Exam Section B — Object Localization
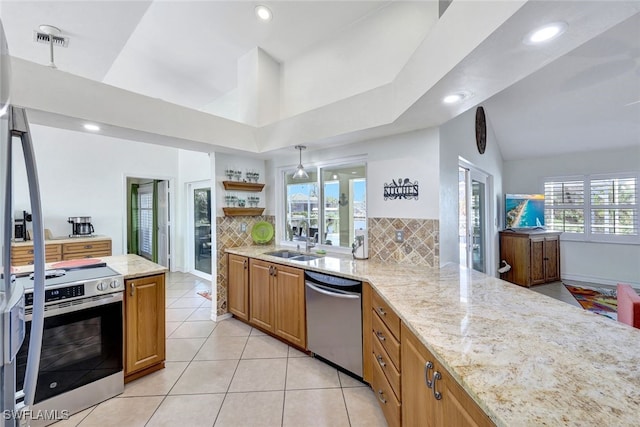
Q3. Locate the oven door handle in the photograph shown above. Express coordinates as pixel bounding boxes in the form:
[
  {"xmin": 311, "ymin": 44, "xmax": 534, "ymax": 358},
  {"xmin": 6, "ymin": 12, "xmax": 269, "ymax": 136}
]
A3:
[
  {"xmin": 25, "ymin": 292, "xmax": 124, "ymax": 321},
  {"xmin": 305, "ymin": 282, "xmax": 360, "ymax": 299}
]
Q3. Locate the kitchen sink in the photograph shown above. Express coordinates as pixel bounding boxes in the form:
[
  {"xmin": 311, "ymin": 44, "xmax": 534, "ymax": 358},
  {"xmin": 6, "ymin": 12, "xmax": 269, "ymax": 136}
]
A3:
[
  {"xmin": 265, "ymin": 250, "xmax": 303, "ymax": 258},
  {"xmin": 290, "ymin": 254, "xmax": 321, "ymax": 262},
  {"xmin": 264, "ymin": 250, "xmax": 322, "ymax": 262}
]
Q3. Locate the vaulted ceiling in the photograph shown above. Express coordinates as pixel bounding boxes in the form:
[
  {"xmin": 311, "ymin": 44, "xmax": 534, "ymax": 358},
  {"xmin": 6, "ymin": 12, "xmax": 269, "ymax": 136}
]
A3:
[{"xmin": 1, "ymin": 1, "xmax": 639, "ymax": 160}]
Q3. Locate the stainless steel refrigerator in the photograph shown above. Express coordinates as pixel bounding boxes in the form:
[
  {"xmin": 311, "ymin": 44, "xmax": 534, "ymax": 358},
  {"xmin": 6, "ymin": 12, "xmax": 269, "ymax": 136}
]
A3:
[{"xmin": 1, "ymin": 19, "xmax": 46, "ymax": 427}]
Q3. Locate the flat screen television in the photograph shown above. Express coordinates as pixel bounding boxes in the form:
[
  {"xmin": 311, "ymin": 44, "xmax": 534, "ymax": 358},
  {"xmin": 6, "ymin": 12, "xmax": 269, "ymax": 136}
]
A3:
[{"xmin": 505, "ymin": 194, "xmax": 545, "ymax": 229}]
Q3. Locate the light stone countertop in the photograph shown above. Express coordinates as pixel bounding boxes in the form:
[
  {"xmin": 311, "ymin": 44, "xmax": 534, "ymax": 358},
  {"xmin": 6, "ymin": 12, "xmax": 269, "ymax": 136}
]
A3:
[
  {"xmin": 11, "ymin": 254, "xmax": 166, "ymax": 280},
  {"xmin": 11, "ymin": 235, "xmax": 111, "ymax": 246},
  {"xmin": 100, "ymin": 254, "xmax": 167, "ymax": 279},
  {"xmin": 226, "ymin": 245, "xmax": 640, "ymax": 426}
]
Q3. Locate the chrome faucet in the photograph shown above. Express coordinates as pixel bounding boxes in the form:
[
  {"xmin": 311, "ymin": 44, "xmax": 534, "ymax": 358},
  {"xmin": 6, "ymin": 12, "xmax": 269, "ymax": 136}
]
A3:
[{"xmin": 299, "ymin": 220, "xmax": 316, "ymax": 253}]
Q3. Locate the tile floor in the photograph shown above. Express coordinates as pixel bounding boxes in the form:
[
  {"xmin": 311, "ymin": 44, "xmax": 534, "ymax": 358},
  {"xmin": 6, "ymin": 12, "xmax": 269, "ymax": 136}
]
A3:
[{"xmin": 54, "ymin": 271, "xmax": 387, "ymax": 427}]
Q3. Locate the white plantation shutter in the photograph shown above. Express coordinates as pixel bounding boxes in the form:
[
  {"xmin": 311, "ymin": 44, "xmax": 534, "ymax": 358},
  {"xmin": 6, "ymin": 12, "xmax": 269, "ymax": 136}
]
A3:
[
  {"xmin": 590, "ymin": 176, "xmax": 637, "ymax": 236},
  {"xmin": 138, "ymin": 183, "xmax": 154, "ymax": 259},
  {"xmin": 544, "ymin": 173, "xmax": 639, "ymax": 242},
  {"xmin": 544, "ymin": 179, "xmax": 585, "ymax": 233}
]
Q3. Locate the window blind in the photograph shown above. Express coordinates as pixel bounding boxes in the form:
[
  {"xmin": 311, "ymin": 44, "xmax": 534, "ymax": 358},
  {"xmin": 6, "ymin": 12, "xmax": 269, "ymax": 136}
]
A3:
[
  {"xmin": 544, "ymin": 180, "xmax": 585, "ymax": 233},
  {"xmin": 590, "ymin": 177, "xmax": 637, "ymax": 236}
]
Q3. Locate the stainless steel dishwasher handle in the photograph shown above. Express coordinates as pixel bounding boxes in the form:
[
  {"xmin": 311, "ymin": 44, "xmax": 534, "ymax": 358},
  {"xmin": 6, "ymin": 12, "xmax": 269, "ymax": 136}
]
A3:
[{"xmin": 305, "ymin": 282, "xmax": 360, "ymax": 299}]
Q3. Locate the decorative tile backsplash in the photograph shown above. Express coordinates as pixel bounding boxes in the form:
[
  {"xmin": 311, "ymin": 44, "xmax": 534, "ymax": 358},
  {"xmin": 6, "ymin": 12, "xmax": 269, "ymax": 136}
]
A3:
[
  {"xmin": 216, "ymin": 215, "xmax": 275, "ymax": 316},
  {"xmin": 368, "ymin": 217, "xmax": 439, "ymax": 267},
  {"xmin": 216, "ymin": 215, "xmax": 437, "ymax": 315}
]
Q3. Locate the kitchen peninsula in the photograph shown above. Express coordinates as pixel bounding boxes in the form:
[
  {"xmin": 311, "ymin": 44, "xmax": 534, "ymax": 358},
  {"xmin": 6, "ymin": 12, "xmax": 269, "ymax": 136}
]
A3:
[{"xmin": 227, "ymin": 246, "xmax": 640, "ymax": 426}]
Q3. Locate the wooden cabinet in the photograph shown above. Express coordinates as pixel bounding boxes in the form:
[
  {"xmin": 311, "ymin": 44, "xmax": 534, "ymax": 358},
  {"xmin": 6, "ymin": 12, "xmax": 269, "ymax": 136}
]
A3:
[
  {"xmin": 499, "ymin": 230, "xmax": 561, "ymax": 287},
  {"xmin": 401, "ymin": 323, "xmax": 494, "ymax": 427},
  {"xmin": 365, "ymin": 285, "xmax": 402, "ymax": 427},
  {"xmin": 11, "ymin": 243, "xmax": 62, "ymax": 266},
  {"xmin": 228, "ymin": 254, "xmax": 250, "ymax": 321},
  {"xmin": 124, "ymin": 273, "xmax": 166, "ymax": 382},
  {"xmin": 62, "ymin": 238, "xmax": 112, "ymax": 260},
  {"xmin": 248, "ymin": 258, "xmax": 306, "ymax": 348}
]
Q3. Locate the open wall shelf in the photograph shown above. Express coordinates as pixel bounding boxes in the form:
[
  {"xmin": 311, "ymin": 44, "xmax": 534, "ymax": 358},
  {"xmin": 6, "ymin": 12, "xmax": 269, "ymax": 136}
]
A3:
[
  {"xmin": 222, "ymin": 181, "xmax": 265, "ymax": 192},
  {"xmin": 222, "ymin": 207, "xmax": 265, "ymax": 217}
]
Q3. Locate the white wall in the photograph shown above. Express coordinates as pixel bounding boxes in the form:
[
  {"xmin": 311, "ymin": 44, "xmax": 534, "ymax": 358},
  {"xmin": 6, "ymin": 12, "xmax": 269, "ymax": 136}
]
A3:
[
  {"xmin": 280, "ymin": 2, "xmax": 435, "ymax": 118},
  {"xmin": 503, "ymin": 146, "xmax": 640, "ymax": 286},
  {"xmin": 439, "ymin": 107, "xmax": 504, "ymax": 274},
  {"xmin": 13, "ymin": 123, "xmax": 209, "ymax": 271},
  {"xmin": 214, "ymin": 153, "xmax": 267, "ymax": 217},
  {"xmin": 176, "ymin": 150, "xmax": 212, "ymax": 271}
]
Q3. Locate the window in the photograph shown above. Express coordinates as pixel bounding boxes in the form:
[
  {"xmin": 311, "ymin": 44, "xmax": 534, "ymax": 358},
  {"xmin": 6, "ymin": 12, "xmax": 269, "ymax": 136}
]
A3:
[
  {"xmin": 283, "ymin": 161, "xmax": 366, "ymax": 249},
  {"xmin": 544, "ymin": 173, "xmax": 638, "ymax": 242}
]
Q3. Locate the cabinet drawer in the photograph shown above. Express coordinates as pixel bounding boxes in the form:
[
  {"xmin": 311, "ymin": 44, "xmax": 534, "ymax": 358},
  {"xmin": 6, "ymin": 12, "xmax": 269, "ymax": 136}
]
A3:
[
  {"xmin": 11, "ymin": 253, "xmax": 62, "ymax": 266},
  {"xmin": 62, "ymin": 250, "xmax": 111, "ymax": 261},
  {"xmin": 372, "ymin": 310, "xmax": 400, "ymax": 370},
  {"xmin": 63, "ymin": 240, "xmax": 111, "ymax": 254},
  {"xmin": 371, "ymin": 291, "xmax": 400, "ymax": 341},
  {"xmin": 371, "ymin": 349, "xmax": 401, "ymax": 427},
  {"xmin": 11, "ymin": 244, "xmax": 62, "ymax": 265},
  {"xmin": 372, "ymin": 330, "xmax": 401, "ymax": 400}
]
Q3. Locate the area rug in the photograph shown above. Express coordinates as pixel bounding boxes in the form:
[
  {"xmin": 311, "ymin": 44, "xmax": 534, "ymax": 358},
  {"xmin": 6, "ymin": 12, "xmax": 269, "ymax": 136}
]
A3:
[
  {"xmin": 564, "ymin": 284, "xmax": 617, "ymax": 321},
  {"xmin": 197, "ymin": 290, "xmax": 212, "ymax": 301}
]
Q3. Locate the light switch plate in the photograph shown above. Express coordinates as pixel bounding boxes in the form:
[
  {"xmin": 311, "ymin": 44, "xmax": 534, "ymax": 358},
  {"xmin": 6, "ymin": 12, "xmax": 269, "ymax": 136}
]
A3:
[
  {"xmin": 395, "ymin": 230, "xmax": 404, "ymax": 243},
  {"xmin": 240, "ymin": 222, "xmax": 247, "ymax": 232}
]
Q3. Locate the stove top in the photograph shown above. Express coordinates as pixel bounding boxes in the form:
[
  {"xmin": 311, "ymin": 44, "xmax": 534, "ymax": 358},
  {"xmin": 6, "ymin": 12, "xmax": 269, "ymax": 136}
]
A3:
[{"xmin": 17, "ymin": 264, "xmax": 124, "ymax": 307}]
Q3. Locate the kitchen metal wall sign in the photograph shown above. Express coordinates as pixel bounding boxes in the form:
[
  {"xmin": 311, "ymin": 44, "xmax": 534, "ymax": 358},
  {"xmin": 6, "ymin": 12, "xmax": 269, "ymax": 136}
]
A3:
[{"xmin": 384, "ymin": 178, "xmax": 419, "ymax": 200}]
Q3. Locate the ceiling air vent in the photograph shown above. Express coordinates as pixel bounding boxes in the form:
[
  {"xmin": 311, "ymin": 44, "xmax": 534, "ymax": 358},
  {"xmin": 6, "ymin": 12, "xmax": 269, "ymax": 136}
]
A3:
[{"xmin": 33, "ymin": 31, "xmax": 69, "ymax": 47}]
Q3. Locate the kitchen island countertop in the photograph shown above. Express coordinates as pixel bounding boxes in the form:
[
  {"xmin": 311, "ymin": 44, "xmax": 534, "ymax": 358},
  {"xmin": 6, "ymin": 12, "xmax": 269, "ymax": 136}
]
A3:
[
  {"xmin": 11, "ymin": 253, "xmax": 166, "ymax": 280},
  {"xmin": 226, "ymin": 245, "xmax": 640, "ymax": 426}
]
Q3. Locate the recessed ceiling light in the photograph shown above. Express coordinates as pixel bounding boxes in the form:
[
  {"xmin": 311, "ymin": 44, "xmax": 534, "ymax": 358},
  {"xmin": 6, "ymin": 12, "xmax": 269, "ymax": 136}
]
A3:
[
  {"xmin": 443, "ymin": 92, "xmax": 470, "ymax": 104},
  {"xmin": 524, "ymin": 22, "xmax": 567, "ymax": 45},
  {"xmin": 83, "ymin": 123, "xmax": 100, "ymax": 131},
  {"xmin": 255, "ymin": 5, "xmax": 272, "ymax": 21}
]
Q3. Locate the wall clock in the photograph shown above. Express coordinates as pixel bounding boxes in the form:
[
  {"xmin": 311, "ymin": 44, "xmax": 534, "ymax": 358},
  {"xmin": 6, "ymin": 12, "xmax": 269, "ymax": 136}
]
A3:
[{"xmin": 475, "ymin": 106, "xmax": 486, "ymax": 154}]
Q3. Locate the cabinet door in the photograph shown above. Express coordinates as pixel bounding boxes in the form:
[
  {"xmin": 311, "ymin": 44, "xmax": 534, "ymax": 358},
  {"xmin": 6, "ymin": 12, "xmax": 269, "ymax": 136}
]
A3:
[
  {"xmin": 273, "ymin": 264, "xmax": 306, "ymax": 348},
  {"xmin": 228, "ymin": 254, "xmax": 249, "ymax": 320},
  {"xmin": 529, "ymin": 238, "xmax": 546, "ymax": 285},
  {"xmin": 249, "ymin": 259, "xmax": 274, "ymax": 332},
  {"xmin": 544, "ymin": 237, "xmax": 560, "ymax": 282},
  {"xmin": 440, "ymin": 372, "xmax": 495, "ymax": 427},
  {"xmin": 401, "ymin": 323, "xmax": 439, "ymax": 427},
  {"xmin": 125, "ymin": 274, "xmax": 166, "ymax": 375}
]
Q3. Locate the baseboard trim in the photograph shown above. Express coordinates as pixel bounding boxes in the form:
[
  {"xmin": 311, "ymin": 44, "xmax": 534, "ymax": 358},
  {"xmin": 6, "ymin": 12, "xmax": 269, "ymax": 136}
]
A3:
[
  {"xmin": 212, "ymin": 312, "xmax": 232, "ymax": 322},
  {"xmin": 563, "ymin": 273, "xmax": 640, "ymax": 289}
]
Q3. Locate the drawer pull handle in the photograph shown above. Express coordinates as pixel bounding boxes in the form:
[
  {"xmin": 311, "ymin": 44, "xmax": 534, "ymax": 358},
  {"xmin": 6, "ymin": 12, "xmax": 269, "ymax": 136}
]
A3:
[
  {"xmin": 130, "ymin": 283, "xmax": 136, "ymax": 297},
  {"xmin": 432, "ymin": 371, "xmax": 442, "ymax": 400},
  {"xmin": 243, "ymin": 259, "xmax": 248, "ymax": 269},
  {"xmin": 268, "ymin": 266, "xmax": 273, "ymax": 276},
  {"xmin": 272, "ymin": 267, "xmax": 277, "ymax": 277},
  {"xmin": 424, "ymin": 361, "xmax": 434, "ymax": 389},
  {"xmin": 376, "ymin": 354, "xmax": 386, "ymax": 367},
  {"xmin": 375, "ymin": 330, "xmax": 386, "ymax": 341},
  {"xmin": 84, "ymin": 245, "xmax": 93, "ymax": 249},
  {"xmin": 377, "ymin": 390, "xmax": 387, "ymax": 404},
  {"xmin": 28, "ymin": 250, "xmax": 34, "ymax": 254},
  {"xmin": 376, "ymin": 306, "xmax": 386, "ymax": 316}
]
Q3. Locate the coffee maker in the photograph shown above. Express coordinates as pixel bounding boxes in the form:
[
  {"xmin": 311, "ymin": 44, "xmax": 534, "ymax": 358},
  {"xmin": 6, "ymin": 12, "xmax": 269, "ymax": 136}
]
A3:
[
  {"xmin": 13, "ymin": 210, "xmax": 31, "ymax": 241},
  {"xmin": 68, "ymin": 216, "xmax": 95, "ymax": 237}
]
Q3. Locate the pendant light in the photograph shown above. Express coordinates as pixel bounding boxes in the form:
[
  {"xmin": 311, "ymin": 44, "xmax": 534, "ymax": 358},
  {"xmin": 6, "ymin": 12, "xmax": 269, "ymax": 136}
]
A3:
[{"xmin": 292, "ymin": 145, "xmax": 309, "ymax": 180}]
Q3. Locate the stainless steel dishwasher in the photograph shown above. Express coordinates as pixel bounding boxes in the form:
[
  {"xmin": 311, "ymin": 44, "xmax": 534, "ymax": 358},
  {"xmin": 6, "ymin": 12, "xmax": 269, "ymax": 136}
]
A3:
[{"xmin": 305, "ymin": 271, "xmax": 363, "ymax": 378}]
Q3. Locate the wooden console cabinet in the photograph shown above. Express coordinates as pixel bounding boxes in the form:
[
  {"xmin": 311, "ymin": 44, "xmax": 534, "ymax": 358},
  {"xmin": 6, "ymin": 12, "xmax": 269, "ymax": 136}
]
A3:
[
  {"xmin": 11, "ymin": 237, "xmax": 112, "ymax": 266},
  {"xmin": 499, "ymin": 230, "xmax": 561, "ymax": 287},
  {"xmin": 124, "ymin": 273, "xmax": 166, "ymax": 382}
]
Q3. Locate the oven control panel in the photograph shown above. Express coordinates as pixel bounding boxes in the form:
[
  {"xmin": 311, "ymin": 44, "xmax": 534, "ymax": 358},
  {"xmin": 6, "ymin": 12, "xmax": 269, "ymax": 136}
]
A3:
[{"xmin": 25, "ymin": 284, "xmax": 85, "ymax": 307}]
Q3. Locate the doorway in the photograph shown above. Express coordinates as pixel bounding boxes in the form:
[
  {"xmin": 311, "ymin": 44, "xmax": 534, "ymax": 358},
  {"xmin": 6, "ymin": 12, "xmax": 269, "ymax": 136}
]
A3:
[
  {"xmin": 126, "ymin": 177, "xmax": 171, "ymax": 268},
  {"xmin": 458, "ymin": 160, "xmax": 491, "ymax": 273},
  {"xmin": 188, "ymin": 181, "xmax": 212, "ymax": 279}
]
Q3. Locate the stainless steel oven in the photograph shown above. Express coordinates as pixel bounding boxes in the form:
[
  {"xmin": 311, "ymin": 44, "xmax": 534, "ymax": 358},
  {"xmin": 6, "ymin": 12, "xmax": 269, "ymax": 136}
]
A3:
[{"xmin": 15, "ymin": 265, "xmax": 124, "ymax": 426}]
